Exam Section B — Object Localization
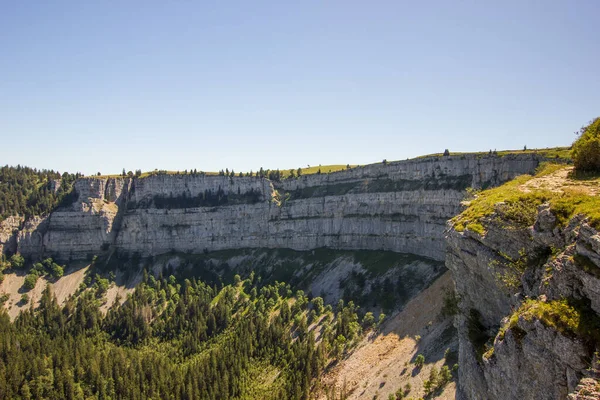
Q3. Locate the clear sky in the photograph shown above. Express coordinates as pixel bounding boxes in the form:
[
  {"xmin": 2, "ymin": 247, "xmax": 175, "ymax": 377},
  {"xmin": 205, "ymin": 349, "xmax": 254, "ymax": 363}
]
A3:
[{"xmin": 1, "ymin": 1, "xmax": 599, "ymax": 175}]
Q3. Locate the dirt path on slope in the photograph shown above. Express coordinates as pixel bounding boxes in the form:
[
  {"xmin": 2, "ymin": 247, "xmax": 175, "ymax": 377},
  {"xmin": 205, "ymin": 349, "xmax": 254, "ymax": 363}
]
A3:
[{"xmin": 520, "ymin": 166, "xmax": 600, "ymax": 195}]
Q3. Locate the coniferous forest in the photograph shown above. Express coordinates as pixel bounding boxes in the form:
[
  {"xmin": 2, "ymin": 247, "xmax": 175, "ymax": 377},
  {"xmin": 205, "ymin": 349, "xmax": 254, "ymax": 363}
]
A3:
[
  {"xmin": 0, "ymin": 270, "xmax": 362, "ymax": 400},
  {"xmin": 0, "ymin": 166, "xmax": 80, "ymax": 222}
]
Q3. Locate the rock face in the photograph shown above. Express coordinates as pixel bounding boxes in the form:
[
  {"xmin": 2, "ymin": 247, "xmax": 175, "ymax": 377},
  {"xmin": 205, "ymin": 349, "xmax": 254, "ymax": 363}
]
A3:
[
  {"xmin": 13, "ymin": 153, "xmax": 542, "ymax": 261},
  {"xmin": 446, "ymin": 205, "xmax": 600, "ymax": 399},
  {"xmin": 16, "ymin": 178, "xmax": 132, "ymax": 260},
  {"xmin": 0, "ymin": 216, "xmax": 23, "ymax": 254}
]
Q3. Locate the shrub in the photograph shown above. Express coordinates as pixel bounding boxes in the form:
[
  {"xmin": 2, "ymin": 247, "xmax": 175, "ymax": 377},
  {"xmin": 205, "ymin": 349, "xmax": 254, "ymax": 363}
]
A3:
[
  {"xmin": 378, "ymin": 312, "xmax": 386, "ymax": 327},
  {"xmin": 51, "ymin": 263, "xmax": 64, "ymax": 278},
  {"xmin": 311, "ymin": 297, "xmax": 324, "ymax": 315},
  {"xmin": 23, "ymin": 274, "xmax": 38, "ymax": 291},
  {"xmin": 362, "ymin": 311, "xmax": 375, "ymax": 329},
  {"xmin": 32, "ymin": 262, "xmax": 45, "ymax": 276},
  {"xmin": 499, "ymin": 298, "xmax": 600, "ymax": 342},
  {"xmin": 440, "ymin": 365, "xmax": 452, "ymax": 384},
  {"xmin": 94, "ymin": 275, "xmax": 110, "ymax": 297},
  {"xmin": 573, "ymin": 117, "xmax": 600, "ymax": 172},
  {"xmin": 414, "ymin": 354, "xmax": 425, "ymax": 368},
  {"xmin": 10, "ymin": 254, "xmax": 25, "ymax": 269}
]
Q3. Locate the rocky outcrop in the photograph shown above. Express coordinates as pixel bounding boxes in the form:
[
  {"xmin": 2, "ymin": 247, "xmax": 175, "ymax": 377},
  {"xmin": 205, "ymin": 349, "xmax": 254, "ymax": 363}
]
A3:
[
  {"xmin": 446, "ymin": 204, "xmax": 600, "ymax": 399},
  {"xmin": 15, "ymin": 178, "xmax": 132, "ymax": 260},
  {"xmin": 14, "ymin": 153, "xmax": 543, "ymax": 261},
  {"xmin": 0, "ymin": 216, "xmax": 23, "ymax": 254}
]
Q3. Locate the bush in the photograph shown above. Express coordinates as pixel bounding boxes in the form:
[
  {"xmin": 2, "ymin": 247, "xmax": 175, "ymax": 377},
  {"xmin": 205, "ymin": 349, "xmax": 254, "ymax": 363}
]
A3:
[
  {"xmin": 51, "ymin": 263, "xmax": 64, "ymax": 278},
  {"xmin": 23, "ymin": 274, "xmax": 38, "ymax": 291},
  {"xmin": 311, "ymin": 297, "xmax": 324, "ymax": 315},
  {"xmin": 573, "ymin": 117, "xmax": 600, "ymax": 172},
  {"xmin": 414, "ymin": 354, "xmax": 425, "ymax": 368},
  {"xmin": 94, "ymin": 275, "xmax": 110, "ymax": 297},
  {"xmin": 10, "ymin": 254, "xmax": 25, "ymax": 269},
  {"xmin": 362, "ymin": 312, "xmax": 375, "ymax": 329},
  {"xmin": 32, "ymin": 262, "xmax": 45, "ymax": 276}
]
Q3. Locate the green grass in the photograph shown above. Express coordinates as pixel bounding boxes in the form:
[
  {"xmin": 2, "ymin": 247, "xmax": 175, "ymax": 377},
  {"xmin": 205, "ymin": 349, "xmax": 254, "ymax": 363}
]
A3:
[
  {"xmin": 534, "ymin": 162, "xmax": 568, "ymax": 177},
  {"xmin": 495, "ymin": 299, "xmax": 600, "ymax": 345},
  {"xmin": 417, "ymin": 146, "xmax": 572, "ymax": 160},
  {"xmin": 452, "ymin": 163, "xmax": 600, "ymax": 234},
  {"xmin": 451, "ymin": 174, "xmax": 548, "ymax": 233},
  {"xmin": 549, "ymin": 188, "xmax": 600, "ymax": 229},
  {"xmin": 92, "ymin": 165, "xmax": 356, "ymax": 179},
  {"xmin": 280, "ymin": 164, "xmax": 355, "ymax": 178},
  {"xmin": 88, "ymin": 148, "xmax": 572, "ymax": 179}
]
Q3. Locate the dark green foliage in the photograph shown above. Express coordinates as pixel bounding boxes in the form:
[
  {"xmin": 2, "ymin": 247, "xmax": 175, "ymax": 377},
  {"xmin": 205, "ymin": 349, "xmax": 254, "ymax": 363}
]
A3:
[
  {"xmin": 0, "ymin": 274, "xmax": 359, "ymax": 399},
  {"xmin": 573, "ymin": 118, "xmax": 600, "ymax": 172},
  {"xmin": 423, "ymin": 365, "xmax": 452, "ymax": 397},
  {"xmin": 414, "ymin": 354, "xmax": 425, "ymax": 368},
  {"xmin": 10, "ymin": 253, "xmax": 24, "ymax": 269},
  {"xmin": 311, "ymin": 297, "xmax": 324, "ymax": 315},
  {"xmin": 23, "ymin": 274, "xmax": 38, "ymax": 290},
  {"xmin": 51, "ymin": 263, "xmax": 64, "ymax": 278},
  {"xmin": 0, "ymin": 165, "xmax": 80, "ymax": 222},
  {"xmin": 28, "ymin": 257, "xmax": 66, "ymax": 281},
  {"xmin": 362, "ymin": 311, "xmax": 375, "ymax": 329}
]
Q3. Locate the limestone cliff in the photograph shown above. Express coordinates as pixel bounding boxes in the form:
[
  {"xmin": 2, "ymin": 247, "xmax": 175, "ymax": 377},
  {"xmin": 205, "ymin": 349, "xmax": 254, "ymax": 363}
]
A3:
[
  {"xmin": 0, "ymin": 216, "xmax": 23, "ymax": 254},
  {"xmin": 13, "ymin": 154, "xmax": 543, "ymax": 262},
  {"xmin": 446, "ymin": 165, "xmax": 600, "ymax": 400}
]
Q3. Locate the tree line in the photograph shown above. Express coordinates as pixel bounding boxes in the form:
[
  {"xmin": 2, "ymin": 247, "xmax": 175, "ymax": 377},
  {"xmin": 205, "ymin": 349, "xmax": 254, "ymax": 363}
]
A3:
[
  {"xmin": 0, "ymin": 269, "xmax": 368, "ymax": 399},
  {"xmin": 0, "ymin": 165, "xmax": 80, "ymax": 222}
]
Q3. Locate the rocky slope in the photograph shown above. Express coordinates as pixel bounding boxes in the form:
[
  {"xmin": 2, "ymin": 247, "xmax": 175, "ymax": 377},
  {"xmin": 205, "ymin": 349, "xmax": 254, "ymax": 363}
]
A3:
[
  {"xmin": 446, "ymin": 165, "xmax": 600, "ymax": 400},
  {"xmin": 10, "ymin": 154, "xmax": 543, "ymax": 262}
]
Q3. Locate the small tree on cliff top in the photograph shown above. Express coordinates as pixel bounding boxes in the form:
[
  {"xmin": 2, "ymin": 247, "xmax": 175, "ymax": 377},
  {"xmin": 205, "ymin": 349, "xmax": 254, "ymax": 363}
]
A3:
[{"xmin": 573, "ymin": 117, "xmax": 600, "ymax": 172}]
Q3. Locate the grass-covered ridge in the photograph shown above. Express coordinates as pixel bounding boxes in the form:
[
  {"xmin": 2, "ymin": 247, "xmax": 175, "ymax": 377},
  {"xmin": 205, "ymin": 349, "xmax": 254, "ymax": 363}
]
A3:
[
  {"xmin": 452, "ymin": 163, "xmax": 600, "ymax": 234},
  {"xmin": 451, "ymin": 174, "xmax": 548, "ymax": 234},
  {"xmin": 93, "ymin": 164, "xmax": 356, "ymax": 179},
  {"xmin": 418, "ymin": 146, "xmax": 572, "ymax": 161},
  {"xmin": 92, "ymin": 146, "xmax": 571, "ymax": 180}
]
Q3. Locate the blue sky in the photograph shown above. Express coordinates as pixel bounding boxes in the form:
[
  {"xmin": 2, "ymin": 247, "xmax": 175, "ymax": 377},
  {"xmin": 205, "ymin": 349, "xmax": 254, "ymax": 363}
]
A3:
[{"xmin": 1, "ymin": 1, "xmax": 598, "ymax": 175}]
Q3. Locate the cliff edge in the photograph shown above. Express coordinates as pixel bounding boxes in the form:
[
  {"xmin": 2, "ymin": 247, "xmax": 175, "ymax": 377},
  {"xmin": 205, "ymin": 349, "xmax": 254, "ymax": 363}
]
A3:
[
  {"xmin": 13, "ymin": 153, "xmax": 544, "ymax": 262},
  {"xmin": 446, "ymin": 164, "xmax": 600, "ymax": 399}
]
